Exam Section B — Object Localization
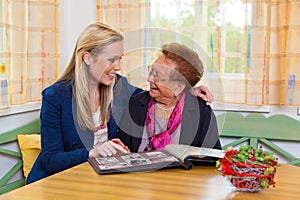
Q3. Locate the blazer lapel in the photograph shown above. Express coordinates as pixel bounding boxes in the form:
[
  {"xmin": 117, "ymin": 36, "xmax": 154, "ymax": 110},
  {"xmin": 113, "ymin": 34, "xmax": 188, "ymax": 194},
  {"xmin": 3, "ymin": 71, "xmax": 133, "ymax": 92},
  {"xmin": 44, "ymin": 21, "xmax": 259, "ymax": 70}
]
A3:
[{"xmin": 179, "ymin": 92, "xmax": 200, "ymax": 145}]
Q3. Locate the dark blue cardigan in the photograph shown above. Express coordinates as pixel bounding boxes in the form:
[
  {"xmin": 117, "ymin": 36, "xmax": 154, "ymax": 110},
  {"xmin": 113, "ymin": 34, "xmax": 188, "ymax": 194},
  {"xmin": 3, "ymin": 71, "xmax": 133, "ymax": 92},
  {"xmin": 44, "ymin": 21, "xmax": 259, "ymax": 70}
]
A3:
[{"xmin": 26, "ymin": 75, "xmax": 142, "ymax": 184}]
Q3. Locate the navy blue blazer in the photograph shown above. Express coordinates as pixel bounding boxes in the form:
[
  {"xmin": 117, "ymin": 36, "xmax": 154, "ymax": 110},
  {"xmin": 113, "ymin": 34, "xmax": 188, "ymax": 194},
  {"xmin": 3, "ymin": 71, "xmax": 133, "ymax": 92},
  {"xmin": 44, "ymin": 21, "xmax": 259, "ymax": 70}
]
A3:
[
  {"xmin": 26, "ymin": 75, "xmax": 142, "ymax": 184},
  {"xmin": 117, "ymin": 91, "xmax": 222, "ymax": 152}
]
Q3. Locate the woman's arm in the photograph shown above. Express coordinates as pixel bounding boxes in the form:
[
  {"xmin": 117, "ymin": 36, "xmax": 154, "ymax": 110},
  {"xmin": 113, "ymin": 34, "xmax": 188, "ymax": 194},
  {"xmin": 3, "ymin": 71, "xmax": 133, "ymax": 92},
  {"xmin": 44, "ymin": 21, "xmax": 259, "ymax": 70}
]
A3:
[
  {"xmin": 39, "ymin": 85, "xmax": 89, "ymax": 175},
  {"xmin": 109, "ymin": 75, "xmax": 214, "ymax": 138},
  {"xmin": 115, "ymin": 74, "xmax": 213, "ymax": 102}
]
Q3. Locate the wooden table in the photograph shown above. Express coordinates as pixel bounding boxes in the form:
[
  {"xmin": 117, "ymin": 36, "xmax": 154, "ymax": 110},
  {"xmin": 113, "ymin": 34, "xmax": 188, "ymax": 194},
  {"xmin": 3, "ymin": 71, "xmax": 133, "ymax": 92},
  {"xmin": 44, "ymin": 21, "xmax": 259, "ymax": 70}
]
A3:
[{"xmin": 1, "ymin": 163, "xmax": 299, "ymax": 200}]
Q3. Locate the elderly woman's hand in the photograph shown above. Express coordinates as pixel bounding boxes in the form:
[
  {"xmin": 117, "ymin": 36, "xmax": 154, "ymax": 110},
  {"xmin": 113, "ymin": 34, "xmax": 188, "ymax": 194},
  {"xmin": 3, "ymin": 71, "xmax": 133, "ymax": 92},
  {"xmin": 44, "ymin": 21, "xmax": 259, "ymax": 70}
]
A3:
[{"xmin": 192, "ymin": 85, "xmax": 214, "ymax": 105}]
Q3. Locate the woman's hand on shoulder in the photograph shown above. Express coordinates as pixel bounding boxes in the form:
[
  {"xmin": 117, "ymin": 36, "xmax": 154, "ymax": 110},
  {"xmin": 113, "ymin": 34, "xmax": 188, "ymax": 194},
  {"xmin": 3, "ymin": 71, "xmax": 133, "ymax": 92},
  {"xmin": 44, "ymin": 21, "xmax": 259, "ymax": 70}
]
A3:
[{"xmin": 192, "ymin": 85, "xmax": 214, "ymax": 105}]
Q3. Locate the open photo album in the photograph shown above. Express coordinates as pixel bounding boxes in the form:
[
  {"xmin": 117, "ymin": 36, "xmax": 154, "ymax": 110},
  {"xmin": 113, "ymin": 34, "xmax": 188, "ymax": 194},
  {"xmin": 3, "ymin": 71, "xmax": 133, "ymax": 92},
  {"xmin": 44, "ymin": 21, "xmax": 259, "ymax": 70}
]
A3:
[{"xmin": 88, "ymin": 144, "xmax": 225, "ymax": 175}]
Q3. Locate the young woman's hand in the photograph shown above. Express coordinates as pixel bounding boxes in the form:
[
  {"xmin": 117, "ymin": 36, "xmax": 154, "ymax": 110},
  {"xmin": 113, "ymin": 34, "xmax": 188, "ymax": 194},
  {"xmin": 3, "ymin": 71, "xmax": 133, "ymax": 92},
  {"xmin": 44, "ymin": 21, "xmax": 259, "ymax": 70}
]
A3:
[
  {"xmin": 89, "ymin": 139, "xmax": 130, "ymax": 158},
  {"xmin": 192, "ymin": 85, "xmax": 214, "ymax": 105}
]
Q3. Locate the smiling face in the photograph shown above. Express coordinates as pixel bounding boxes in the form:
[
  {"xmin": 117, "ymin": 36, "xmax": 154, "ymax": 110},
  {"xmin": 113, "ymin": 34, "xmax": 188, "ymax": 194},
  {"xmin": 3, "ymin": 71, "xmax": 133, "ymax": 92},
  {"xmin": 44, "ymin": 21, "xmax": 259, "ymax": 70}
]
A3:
[
  {"xmin": 87, "ymin": 40, "xmax": 124, "ymax": 86},
  {"xmin": 147, "ymin": 55, "xmax": 186, "ymax": 104}
]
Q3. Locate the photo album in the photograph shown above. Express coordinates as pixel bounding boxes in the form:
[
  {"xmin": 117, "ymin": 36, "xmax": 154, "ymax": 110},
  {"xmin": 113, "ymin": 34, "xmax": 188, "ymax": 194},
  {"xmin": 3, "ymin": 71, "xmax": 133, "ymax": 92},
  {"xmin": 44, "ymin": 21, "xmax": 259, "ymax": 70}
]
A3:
[{"xmin": 88, "ymin": 144, "xmax": 225, "ymax": 175}]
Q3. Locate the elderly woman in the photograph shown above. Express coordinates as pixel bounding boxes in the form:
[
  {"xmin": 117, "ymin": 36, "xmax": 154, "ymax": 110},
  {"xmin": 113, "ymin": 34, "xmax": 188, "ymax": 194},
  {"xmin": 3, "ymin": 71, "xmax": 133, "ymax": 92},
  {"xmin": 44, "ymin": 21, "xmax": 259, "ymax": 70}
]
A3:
[{"xmin": 117, "ymin": 43, "xmax": 221, "ymax": 152}]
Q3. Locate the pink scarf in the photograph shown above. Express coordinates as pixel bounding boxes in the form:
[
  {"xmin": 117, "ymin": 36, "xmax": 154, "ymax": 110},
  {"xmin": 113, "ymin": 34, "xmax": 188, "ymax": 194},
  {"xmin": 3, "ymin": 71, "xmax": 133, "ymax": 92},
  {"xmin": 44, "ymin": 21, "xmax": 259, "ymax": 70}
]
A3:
[{"xmin": 146, "ymin": 92, "xmax": 185, "ymax": 150}]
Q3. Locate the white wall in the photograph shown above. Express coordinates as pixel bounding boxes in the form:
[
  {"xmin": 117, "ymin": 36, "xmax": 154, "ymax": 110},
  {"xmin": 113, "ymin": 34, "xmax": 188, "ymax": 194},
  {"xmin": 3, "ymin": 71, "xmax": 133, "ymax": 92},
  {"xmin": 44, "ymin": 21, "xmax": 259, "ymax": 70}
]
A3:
[{"xmin": 59, "ymin": 0, "xmax": 97, "ymax": 72}]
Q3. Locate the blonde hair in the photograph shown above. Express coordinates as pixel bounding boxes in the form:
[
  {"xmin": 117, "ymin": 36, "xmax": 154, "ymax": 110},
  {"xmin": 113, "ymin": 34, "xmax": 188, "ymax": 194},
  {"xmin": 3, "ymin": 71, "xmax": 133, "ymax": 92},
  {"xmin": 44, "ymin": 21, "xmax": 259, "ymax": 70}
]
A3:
[{"xmin": 56, "ymin": 22, "xmax": 123, "ymax": 131}]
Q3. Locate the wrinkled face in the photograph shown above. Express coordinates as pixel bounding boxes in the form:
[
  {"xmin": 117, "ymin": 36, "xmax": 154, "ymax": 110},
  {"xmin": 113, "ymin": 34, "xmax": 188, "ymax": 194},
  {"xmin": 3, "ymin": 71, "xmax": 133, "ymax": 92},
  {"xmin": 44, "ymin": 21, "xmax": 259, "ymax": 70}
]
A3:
[
  {"xmin": 147, "ymin": 55, "xmax": 185, "ymax": 102},
  {"xmin": 87, "ymin": 40, "xmax": 124, "ymax": 86}
]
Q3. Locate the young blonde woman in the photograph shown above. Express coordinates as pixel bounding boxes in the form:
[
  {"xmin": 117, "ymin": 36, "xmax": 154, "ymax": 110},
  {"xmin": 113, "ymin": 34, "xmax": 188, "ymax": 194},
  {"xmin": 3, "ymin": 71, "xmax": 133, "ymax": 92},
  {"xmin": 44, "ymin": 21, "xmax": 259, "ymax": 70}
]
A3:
[{"xmin": 27, "ymin": 23, "xmax": 213, "ymax": 184}]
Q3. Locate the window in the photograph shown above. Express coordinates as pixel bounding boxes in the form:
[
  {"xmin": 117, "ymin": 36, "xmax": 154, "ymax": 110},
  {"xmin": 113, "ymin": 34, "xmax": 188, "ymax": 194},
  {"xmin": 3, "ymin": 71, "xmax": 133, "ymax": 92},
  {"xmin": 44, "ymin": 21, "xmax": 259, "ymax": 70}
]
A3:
[
  {"xmin": 99, "ymin": 0, "xmax": 300, "ymax": 106},
  {"xmin": 0, "ymin": 0, "xmax": 59, "ymax": 109}
]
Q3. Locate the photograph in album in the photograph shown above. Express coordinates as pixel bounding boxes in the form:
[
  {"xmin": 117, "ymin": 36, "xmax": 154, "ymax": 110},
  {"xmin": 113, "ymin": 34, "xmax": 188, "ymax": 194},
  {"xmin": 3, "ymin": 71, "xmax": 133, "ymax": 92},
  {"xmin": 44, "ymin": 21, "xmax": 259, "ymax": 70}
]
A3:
[{"xmin": 88, "ymin": 144, "xmax": 224, "ymax": 174}]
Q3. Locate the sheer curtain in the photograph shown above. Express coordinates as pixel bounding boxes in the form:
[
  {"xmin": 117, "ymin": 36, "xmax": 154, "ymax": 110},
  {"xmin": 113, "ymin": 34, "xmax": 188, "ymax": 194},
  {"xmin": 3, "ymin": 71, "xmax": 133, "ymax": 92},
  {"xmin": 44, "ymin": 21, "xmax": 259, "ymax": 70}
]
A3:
[
  {"xmin": 96, "ymin": 0, "xmax": 300, "ymax": 106},
  {"xmin": 269, "ymin": 0, "xmax": 300, "ymax": 105},
  {"xmin": 0, "ymin": 0, "xmax": 60, "ymax": 109},
  {"xmin": 242, "ymin": 0, "xmax": 300, "ymax": 105},
  {"xmin": 97, "ymin": 0, "xmax": 150, "ymax": 89}
]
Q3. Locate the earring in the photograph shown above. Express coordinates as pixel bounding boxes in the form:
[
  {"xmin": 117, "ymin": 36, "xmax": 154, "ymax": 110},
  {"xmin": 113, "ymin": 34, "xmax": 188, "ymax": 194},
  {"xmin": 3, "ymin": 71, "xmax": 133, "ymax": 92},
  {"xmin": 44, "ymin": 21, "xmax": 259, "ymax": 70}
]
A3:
[{"xmin": 84, "ymin": 61, "xmax": 90, "ymax": 66}]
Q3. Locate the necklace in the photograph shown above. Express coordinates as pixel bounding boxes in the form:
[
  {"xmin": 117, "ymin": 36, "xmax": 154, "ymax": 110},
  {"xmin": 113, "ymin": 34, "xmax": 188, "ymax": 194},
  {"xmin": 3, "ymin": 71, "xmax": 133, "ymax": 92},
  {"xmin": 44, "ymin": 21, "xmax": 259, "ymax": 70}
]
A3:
[
  {"xmin": 156, "ymin": 103, "xmax": 175, "ymax": 111},
  {"xmin": 155, "ymin": 103, "xmax": 175, "ymax": 124}
]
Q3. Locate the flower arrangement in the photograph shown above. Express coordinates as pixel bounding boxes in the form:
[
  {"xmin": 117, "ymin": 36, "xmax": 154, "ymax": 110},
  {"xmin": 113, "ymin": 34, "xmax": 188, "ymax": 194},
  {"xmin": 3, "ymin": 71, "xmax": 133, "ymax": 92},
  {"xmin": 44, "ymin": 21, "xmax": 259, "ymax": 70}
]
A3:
[{"xmin": 216, "ymin": 145, "xmax": 279, "ymax": 192}]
